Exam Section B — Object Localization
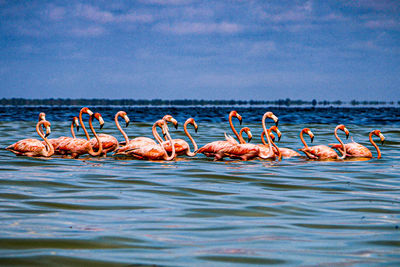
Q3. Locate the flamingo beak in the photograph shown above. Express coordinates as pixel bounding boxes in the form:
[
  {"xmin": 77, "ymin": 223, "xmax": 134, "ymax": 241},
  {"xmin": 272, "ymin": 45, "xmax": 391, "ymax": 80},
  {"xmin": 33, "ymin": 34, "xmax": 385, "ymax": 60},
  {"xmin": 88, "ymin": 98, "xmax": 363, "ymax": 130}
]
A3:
[
  {"xmin": 344, "ymin": 128, "xmax": 350, "ymax": 139},
  {"xmin": 247, "ymin": 130, "xmax": 253, "ymax": 143},
  {"xmin": 170, "ymin": 118, "xmax": 178, "ymax": 129},
  {"xmin": 124, "ymin": 115, "xmax": 130, "ymax": 127},
  {"xmin": 87, "ymin": 109, "xmax": 94, "ymax": 116},
  {"xmin": 76, "ymin": 125, "xmax": 80, "ymax": 132},
  {"xmin": 379, "ymin": 133, "xmax": 385, "ymax": 145},
  {"xmin": 194, "ymin": 123, "xmax": 198, "ymax": 133},
  {"xmin": 277, "ymin": 129, "xmax": 282, "ymax": 142},
  {"xmin": 308, "ymin": 131, "xmax": 314, "ymax": 143},
  {"xmin": 45, "ymin": 126, "xmax": 51, "ymax": 137},
  {"xmin": 237, "ymin": 114, "xmax": 242, "ymax": 125},
  {"xmin": 98, "ymin": 116, "xmax": 105, "ymax": 129},
  {"xmin": 271, "ymin": 114, "xmax": 279, "ymax": 126}
]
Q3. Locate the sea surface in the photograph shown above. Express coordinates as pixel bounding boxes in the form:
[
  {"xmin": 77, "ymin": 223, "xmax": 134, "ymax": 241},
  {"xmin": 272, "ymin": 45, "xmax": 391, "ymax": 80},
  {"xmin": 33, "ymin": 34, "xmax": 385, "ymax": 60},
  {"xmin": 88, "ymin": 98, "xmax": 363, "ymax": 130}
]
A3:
[{"xmin": 0, "ymin": 106, "xmax": 399, "ymax": 266}]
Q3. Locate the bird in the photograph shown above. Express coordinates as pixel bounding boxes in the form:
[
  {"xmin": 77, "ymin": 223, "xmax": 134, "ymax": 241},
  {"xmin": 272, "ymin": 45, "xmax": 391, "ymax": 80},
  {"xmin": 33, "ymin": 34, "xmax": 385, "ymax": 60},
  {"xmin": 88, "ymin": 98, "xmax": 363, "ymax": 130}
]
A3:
[
  {"xmin": 6, "ymin": 120, "xmax": 54, "ymax": 157},
  {"xmin": 116, "ymin": 119, "xmax": 176, "ymax": 160},
  {"xmin": 330, "ymin": 129, "xmax": 385, "ymax": 159},
  {"xmin": 161, "ymin": 118, "xmax": 199, "ymax": 157},
  {"xmin": 57, "ymin": 110, "xmax": 104, "ymax": 158},
  {"xmin": 262, "ymin": 127, "xmax": 301, "ymax": 158},
  {"xmin": 299, "ymin": 125, "xmax": 349, "ymax": 160},
  {"xmin": 89, "ymin": 111, "xmax": 130, "ymax": 155},
  {"xmin": 196, "ymin": 110, "xmax": 244, "ymax": 160},
  {"xmin": 114, "ymin": 115, "xmax": 178, "ymax": 155},
  {"xmin": 219, "ymin": 111, "xmax": 280, "ymax": 161},
  {"xmin": 38, "ymin": 115, "xmax": 80, "ymax": 154}
]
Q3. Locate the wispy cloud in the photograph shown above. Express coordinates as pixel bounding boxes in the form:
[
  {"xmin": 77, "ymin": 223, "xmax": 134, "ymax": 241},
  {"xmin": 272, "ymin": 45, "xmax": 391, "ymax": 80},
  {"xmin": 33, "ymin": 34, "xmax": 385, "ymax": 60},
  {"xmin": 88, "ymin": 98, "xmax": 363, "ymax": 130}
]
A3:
[
  {"xmin": 155, "ymin": 22, "xmax": 242, "ymax": 34},
  {"xmin": 70, "ymin": 25, "xmax": 105, "ymax": 37},
  {"xmin": 75, "ymin": 4, "xmax": 154, "ymax": 23}
]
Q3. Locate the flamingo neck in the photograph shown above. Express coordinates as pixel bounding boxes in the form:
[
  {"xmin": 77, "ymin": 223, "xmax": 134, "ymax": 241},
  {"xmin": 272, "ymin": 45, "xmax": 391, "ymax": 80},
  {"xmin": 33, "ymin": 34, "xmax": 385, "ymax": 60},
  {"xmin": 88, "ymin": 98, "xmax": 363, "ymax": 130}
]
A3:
[
  {"xmin": 115, "ymin": 112, "xmax": 129, "ymax": 144},
  {"xmin": 229, "ymin": 113, "xmax": 240, "ymax": 142},
  {"xmin": 261, "ymin": 113, "xmax": 274, "ymax": 156},
  {"xmin": 152, "ymin": 120, "xmax": 164, "ymax": 143},
  {"xmin": 36, "ymin": 121, "xmax": 54, "ymax": 156},
  {"xmin": 70, "ymin": 120, "xmax": 76, "ymax": 138},
  {"xmin": 269, "ymin": 129, "xmax": 281, "ymax": 160},
  {"xmin": 184, "ymin": 120, "xmax": 197, "ymax": 156},
  {"xmin": 261, "ymin": 132, "xmax": 268, "ymax": 145},
  {"xmin": 79, "ymin": 109, "xmax": 90, "ymax": 140},
  {"xmin": 334, "ymin": 126, "xmax": 346, "ymax": 159},
  {"xmin": 238, "ymin": 128, "xmax": 247, "ymax": 144},
  {"xmin": 369, "ymin": 131, "xmax": 381, "ymax": 159},
  {"xmin": 156, "ymin": 122, "xmax": 175, "ymax": 160},
  {"xmin": 88, "ymin": 116, "xmax": 103, "ymax": 156},
  {"xmin": 300, "ymin": 129, "xmax": 309, "ymax": 148}
]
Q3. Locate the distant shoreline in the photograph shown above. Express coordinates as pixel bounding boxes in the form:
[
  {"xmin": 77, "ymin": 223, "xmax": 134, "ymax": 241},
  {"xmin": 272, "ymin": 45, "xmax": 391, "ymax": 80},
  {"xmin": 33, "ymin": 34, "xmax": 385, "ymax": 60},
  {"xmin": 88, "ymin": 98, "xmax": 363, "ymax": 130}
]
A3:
[{"xmin": 0, "ymin": 98, "xmax": 398, "ymax": 107}]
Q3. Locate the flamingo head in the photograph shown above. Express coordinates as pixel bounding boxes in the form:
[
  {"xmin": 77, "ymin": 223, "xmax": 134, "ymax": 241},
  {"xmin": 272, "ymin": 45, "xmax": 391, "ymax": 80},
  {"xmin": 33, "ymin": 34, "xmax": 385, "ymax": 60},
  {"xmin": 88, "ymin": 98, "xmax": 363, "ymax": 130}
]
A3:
[
  {"xmin": 373, "ymin": 130, "xmax": 385, "ymax": 145},
  {"xmin": 241, "ymin": 127, "xmax": 252, "ymax": 142},
  {"xmin": 337, "ymin": 124, "xmax": 350, "ymax": 139},
  {"xmin": 42, "ymin": 121, "xmax": 51, "ymax": 137},
  {"xmin": 163, "ymin": 115, "xmax": 178, "ymax": 129},
  {"xmin": 81, "ymin": 107, "xmax": 94, "ymax": 116},
  {"xmin": 303, "ymin": 128, "xmax": 314, "ymax": 143},
  {"xmin": 186, "ymin": 118, "xmax": 198, "ymax": 133},
  {"xmin": 120, "ymin": 111, "xmax": 130, "ymax": 127},
  {"xmin": 38, "ymin": 112, "xmax": 46, "ymax": 122},
  {"xmin": 269, "ymin": 126, "xmax": 281, "ymax": 142},
  {"xmin": 94, "ymin": 113, "xmax": 104, "ymax": 129},
  {"xmin": 72, "ymin": 116, "xmax": 80, "ymax": 132},
  {"xmin": 264, "ymin": 111, "xmax": 279, "ymax": 126},
  {"xmin": 230, "ymin": 110, "xmax": 242, "ymax": 125}
]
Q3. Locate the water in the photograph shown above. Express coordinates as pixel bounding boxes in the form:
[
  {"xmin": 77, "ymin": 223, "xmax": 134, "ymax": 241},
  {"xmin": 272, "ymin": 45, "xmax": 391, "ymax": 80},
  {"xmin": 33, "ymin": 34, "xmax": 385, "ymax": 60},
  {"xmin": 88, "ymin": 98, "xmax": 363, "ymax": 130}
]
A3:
[{"xmin": 0, "ymin": 106, "xmax": 399, "ymax": 266}]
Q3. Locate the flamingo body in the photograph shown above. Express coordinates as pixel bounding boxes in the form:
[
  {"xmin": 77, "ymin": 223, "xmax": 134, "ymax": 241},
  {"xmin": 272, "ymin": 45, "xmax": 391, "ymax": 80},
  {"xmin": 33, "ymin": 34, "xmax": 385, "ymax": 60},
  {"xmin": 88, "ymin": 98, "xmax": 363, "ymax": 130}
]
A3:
[
  {"xmin": 90, "ymin": 134, "xmax": 118, "ymax": 154},
  {"xmin": 299, "ymin": 145, "xmax": 339, "ymax": 160},
  {"xmin": 7, "ymin": 139, "xmax": 51, "ymax": 157},
  {"xmin": 330, "ymin": 142, "xmax": 372, "ymax": 158}
]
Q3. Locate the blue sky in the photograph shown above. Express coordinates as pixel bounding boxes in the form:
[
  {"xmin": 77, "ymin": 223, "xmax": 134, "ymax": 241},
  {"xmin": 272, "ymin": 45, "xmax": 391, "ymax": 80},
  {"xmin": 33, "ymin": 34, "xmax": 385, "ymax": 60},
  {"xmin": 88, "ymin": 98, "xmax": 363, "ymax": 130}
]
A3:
[{"xmin": 0, "ymin": 0, "xmax": 399, "ymax": 101}]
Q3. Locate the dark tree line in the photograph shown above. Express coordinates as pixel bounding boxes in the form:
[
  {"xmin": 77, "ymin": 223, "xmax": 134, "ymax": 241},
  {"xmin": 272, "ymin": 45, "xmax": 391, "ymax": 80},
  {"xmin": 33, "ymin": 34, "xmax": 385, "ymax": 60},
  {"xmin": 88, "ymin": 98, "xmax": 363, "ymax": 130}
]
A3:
[{"xmin": 0, "ymin": 98, "xmax": 395, "ymax": 106}]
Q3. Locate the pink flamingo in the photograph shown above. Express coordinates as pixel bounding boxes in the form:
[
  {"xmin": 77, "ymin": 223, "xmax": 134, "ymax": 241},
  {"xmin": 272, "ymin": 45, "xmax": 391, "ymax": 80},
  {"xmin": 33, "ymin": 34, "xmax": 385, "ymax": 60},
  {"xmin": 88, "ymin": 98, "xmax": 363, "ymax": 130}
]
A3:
[
  {"xmin": 299, "ymin": 125, "xmax": 349, "ymax": 160},
  {"xmin": 219, "ymin": 111, "xmax": 280, "ymax": 161},
  {"xmin": 262, "ymin": 127, "xmax": 301, "ymax": 158},
  {"xmin": 114, "ymin": 115, "xmax": 177, "ymax": 154},
  {"xmin": 118, "ymin": 120, "xmax": 176, "ymax": 160},
  {"xmin": 197, "ymin": 110, "xmax": 244, "ymax": 160},
  {"xmin": 40, "ymin": 116, "xmax": 80, "ymax": 153},
  {"xmin": 6, "ymin": 120, "xmax": 54, "ymax": 157},
  {"xmin": 86, "ymin": 113, "xmax": 121, "ymax": 156},
  {"xmin": 57, "ymin": 110, "xmax": 103, "ymax": 158},
  {"xmin": 330, "ymin": 130, "xmax": 385, "ymax": 159},
  {"xmin": 161, "ymin": 118, "xmax": 199, "ymax": 157}
]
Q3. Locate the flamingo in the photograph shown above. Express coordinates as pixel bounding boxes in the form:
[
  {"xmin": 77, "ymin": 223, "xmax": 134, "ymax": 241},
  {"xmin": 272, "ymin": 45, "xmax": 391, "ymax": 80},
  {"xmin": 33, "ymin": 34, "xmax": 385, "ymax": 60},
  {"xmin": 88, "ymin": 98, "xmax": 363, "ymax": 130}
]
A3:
[
  {"xmin": 218, "ymin": 111, "xmax": 280, "ymax": 161},
  {"xmin": 57, "ymin": 111, "xmax": 104, "ymax": 158},
  {"xmin": 196, "ymin": 110, "xmax": 244, "ymax": 160},
  {"xmin": 330, "ymin": 130, "xmax": 385, "ymax": 159},
  {"xmin": 40, "ymin": 116, "xmax": 80, "ymax": 153},
  {"xmin": 87, "ymin": 112, "xmax": 124, "ymax": 156},
  {"xmin": 262, "ymin": 127, "xmax": 301, "ymax": 158},
  {"xmin": 161, "ymin": 118, "xmax": 199, "ymax": 157},
  {"xmin": 6, "ymin": 120, "xmax": 54, "ymax": 157},
  {"xmin": 117, "ymin": 120, "xmax": 176, "ymax": 160},
  {"xmin": 114, "ymin": 115, "xmax": 178, "ymax": 154},
  {"xmin": 299, "ymin": 125, "xmax": 349, "ymax": 160}
]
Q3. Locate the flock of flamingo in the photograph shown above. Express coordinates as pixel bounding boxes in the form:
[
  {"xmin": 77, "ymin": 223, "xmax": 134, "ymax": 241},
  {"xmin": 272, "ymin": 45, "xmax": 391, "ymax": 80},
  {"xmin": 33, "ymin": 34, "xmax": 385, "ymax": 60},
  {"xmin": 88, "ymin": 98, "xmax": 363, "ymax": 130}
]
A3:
[{"xmin": 6, "ymin": 107, "xmax": 385, "ymax": 161}]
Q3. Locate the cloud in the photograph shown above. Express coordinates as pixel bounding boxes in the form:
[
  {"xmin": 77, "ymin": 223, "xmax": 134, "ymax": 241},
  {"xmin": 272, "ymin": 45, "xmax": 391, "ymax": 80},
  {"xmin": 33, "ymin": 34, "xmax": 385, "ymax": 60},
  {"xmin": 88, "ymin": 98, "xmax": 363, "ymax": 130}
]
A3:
[
  {"xmin": 45, "ymin": 4, "xmax": 66, "ymax": 21},
  {"xmin": 141, "ymin": 0, "xmax": 193, "ymax": 5},
  {"xmin": 70, "ymin": 25, "xmax": 106, "ymax": 37},
  {"xmin": 155, "ymin": 22, "xmax": 242, "ymax": 34},
  {"xmin": 75, "ymin": 4, "xmax": 154, "ymax": 23},
  {"xmin": 365, "ymin": 19, "xmax": 399, "ymax": 29}
]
